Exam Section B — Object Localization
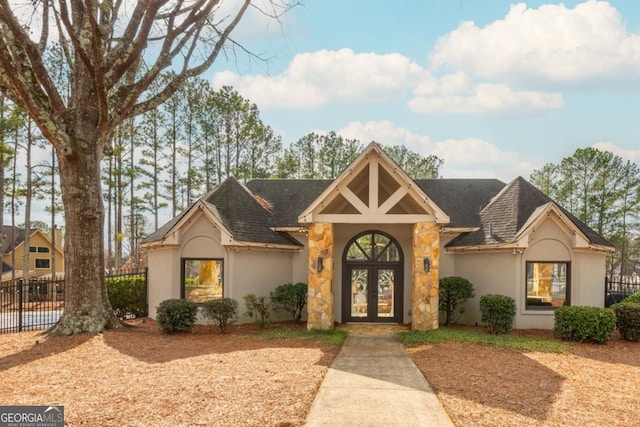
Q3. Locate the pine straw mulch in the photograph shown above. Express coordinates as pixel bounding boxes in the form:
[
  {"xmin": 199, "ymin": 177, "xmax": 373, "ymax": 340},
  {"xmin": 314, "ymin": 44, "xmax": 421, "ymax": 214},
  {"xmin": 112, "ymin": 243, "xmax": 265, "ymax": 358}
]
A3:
[
  {"xmin": 2, "ymin": 321, "xmax": 639, "ymax": 427},
  {"xmin": 0, "ymin": 319, "xmax": 340, "ymax": 427},
  {"xmin": 406, "ymin": 327, "xmax": 640, "ymax": 427}
]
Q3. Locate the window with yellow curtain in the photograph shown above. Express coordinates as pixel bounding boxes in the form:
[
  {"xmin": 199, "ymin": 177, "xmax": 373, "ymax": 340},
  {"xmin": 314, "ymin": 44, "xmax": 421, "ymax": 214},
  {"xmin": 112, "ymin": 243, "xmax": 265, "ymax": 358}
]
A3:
[{"xmin": 525, "ymin": 262, "xmax": 569, "ymax": 310}]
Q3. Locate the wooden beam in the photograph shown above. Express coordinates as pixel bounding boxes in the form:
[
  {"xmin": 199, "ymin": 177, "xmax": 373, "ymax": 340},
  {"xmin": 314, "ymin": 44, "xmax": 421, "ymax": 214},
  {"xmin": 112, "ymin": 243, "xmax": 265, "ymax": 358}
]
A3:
[{"xmin": 378, "ymin": 187, "xmax": 408, "ymax": 214}]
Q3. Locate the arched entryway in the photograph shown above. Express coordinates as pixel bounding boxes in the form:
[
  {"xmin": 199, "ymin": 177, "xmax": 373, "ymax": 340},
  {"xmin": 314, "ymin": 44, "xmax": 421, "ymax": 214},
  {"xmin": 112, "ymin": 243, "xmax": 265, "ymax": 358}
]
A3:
[{"xmin": 342, "ymin": 230, "xmax": 403, "ymax": 323}]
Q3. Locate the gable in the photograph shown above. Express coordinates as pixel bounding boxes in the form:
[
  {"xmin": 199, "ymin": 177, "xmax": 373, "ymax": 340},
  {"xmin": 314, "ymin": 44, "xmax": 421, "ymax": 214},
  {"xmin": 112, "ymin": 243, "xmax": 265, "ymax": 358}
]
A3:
[
  {"xmin": 446, "ymin": 176, "xmax": 613, "ymax": 252},
  {"xmin": 298, "ymin": 142, "xmax": 450, "ymax": 225},
  {"xmin": 141, "ymin": 178, "xmax": 302, "ymax": 250}
]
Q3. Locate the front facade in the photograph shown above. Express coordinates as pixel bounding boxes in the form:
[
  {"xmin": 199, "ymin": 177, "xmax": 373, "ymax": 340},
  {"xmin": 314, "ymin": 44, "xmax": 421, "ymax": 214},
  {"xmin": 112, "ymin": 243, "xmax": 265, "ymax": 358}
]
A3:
[{"xmin": 142, "ymin": 142, "xmax": 613, "ymax": 330}]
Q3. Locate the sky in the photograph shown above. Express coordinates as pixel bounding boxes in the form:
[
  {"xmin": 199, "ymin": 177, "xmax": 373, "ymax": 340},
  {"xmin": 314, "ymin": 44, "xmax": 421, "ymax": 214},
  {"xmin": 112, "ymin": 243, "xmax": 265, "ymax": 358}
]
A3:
[
  {"xmin": 5, "ymin": 0, "xmax": 640, "ymax": 228},
  {"xmin": 207, "ymin": 0, "xmax": 640, "ymax": 182}
]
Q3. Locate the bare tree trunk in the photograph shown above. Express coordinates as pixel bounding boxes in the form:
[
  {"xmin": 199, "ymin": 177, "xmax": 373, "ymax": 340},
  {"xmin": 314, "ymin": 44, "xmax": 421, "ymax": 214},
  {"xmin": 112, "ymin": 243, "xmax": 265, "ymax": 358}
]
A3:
[
  {"xmin": 22, "ymin": 122, "xmax": 32, "ymax": 281},
  {"xmin": 50, "ymin": 147, "xmax": 57, "ymax": 278},
  {"xmin": 48, "ymin": 138, "xmax": 121, "ymax": 335}
]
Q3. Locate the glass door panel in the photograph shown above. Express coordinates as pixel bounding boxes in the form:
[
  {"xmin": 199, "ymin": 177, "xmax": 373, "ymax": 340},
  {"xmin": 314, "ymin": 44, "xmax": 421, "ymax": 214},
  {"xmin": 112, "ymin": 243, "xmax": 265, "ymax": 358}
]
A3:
[
  {"xmin": 351, "ymin": 269, "xmax": 368, "ymax": 317},
  {"xmin": 377, "ymin": 269, "xmax": 394, "ymax": 318}
]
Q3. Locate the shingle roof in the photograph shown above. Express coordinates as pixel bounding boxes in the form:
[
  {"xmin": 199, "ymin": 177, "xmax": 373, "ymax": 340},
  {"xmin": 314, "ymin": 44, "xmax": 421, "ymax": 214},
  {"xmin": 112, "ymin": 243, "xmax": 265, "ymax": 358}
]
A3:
[
  {"xmin": 446, "ymin": 176, "xmax": 612, "ymax": 248},
  {"xmin": 142, "ymin": 177, "xmax": 303, "ymax": 246},
  {"xmin": 206, "ymin": 177, "xmax": 301, "ymax": 246},
  {"xmin": 415, "ymin": 179, "xmax": 505, "ymax": 228},
  {"xmin": 1, "ymin": 226, "xmax": 26, "ymax": 254},
  {"xmin": 246, "ymin": 179, "xmax": 332, "ymax": 227},
  {"xmin": 143, "ymin": 175, "xmax": 611, "ymax": 250}
]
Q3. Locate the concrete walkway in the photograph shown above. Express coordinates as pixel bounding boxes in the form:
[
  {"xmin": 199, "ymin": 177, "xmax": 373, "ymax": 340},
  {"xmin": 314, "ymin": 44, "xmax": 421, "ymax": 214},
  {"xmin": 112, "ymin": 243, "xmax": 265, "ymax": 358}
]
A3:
[{"xmin": 305, "ymin": 328, "xmax": 455, "ymax": 427}]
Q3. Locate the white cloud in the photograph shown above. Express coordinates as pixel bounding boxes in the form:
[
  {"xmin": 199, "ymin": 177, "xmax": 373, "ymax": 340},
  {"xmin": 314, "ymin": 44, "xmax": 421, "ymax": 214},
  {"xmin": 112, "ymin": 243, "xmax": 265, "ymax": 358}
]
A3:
[
  {"xmin": 335, "ymin": 120, "xmax": 526, "ymax": 180},
  {"xmin": 409, "ymin": 78, "xmax": 563, "ymax": 115},
  {"xmin": 592, "ymin": 141, "xmax": 640, "ymax": 162},
  {"xmin": 338, "ymin": 120, "xmax": 432, "ymax": 150},
  {"xmin": 433, "ymin": 138, "xmax": 519, "ymax": 166},
  {"xmin": 213, "ymin": 48, "xmax": 426, "ymax": 108},
  {"xmin": 430, "ymin": 1, "xmax": 640, "ymax": 86}
]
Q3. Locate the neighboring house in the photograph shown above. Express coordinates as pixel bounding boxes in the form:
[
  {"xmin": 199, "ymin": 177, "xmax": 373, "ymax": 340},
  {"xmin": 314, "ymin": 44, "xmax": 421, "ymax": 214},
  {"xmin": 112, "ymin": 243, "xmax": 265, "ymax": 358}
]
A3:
[
  {"xmin": 141, "ymin": 142, "xmax": 613, "ymax": 330},
  {"xmin": 1, "ymin": 226, "xmax": 64, "ymax": 283}
]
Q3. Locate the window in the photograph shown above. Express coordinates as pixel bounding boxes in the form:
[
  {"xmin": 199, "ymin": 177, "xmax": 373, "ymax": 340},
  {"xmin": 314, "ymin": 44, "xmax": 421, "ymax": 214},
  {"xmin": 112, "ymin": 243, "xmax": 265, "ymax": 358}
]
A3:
[
  {"xmin": 29, "ymin": 246, "xmax": 50, "ymax": 253},
  {"xmin": 182, "ymin": 259, "xmax": 223, "ymax": 303},
  {"xmin": 345, "ymin": 232, "xmax": 400, "ymax": 262},
  {"xmin": 35, "ymin": 258, "xmax": 50, "ymax": 269},
  {"xmin": 526, "ymin": 262, "xmax": 569, "ymax": 310}
]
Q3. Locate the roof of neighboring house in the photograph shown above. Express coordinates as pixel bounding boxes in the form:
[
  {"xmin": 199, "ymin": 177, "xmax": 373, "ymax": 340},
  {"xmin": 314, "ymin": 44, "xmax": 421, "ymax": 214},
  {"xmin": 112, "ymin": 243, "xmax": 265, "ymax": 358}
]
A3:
[
  {"xmin": 1, "ymin": 226, "xmax": 27, "ymax": 254},
  {"xmin": 446, "ymin": 176, "xmax": 612, "ymax": 248},
  {"xmin": 143, "ymin": 174, "xmax": 612, "ymax": 250}
]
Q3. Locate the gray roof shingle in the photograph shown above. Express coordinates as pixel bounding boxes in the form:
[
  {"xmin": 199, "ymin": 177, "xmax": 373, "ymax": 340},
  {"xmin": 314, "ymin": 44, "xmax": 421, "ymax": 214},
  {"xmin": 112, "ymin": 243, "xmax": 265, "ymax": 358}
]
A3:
[
  {"xmin": 446, "ymin": 176, "xmax": 612, "ymax": 248},
  {"xmin": 143, "ymin": 175, "xmax": 611, "ymax": 250}
]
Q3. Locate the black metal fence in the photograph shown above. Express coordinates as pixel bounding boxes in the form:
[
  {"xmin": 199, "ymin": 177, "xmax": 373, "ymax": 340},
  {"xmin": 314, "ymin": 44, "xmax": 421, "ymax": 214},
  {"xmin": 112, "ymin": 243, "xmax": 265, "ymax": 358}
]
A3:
[
  {"xmin": 605, "ymin": 276, "xmax": 640, "ymax": 307},
  {"xmin": 0, "ymin": 270, "xmax": 147, "ymax": 334}
]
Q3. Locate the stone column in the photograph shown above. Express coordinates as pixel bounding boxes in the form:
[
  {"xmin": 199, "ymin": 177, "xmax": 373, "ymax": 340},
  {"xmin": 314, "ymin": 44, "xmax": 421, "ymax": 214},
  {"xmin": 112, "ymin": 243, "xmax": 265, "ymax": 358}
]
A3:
[
  {"xmin": 307, "ymin": 223, "xmax": 334, "ymax": 330},
  {"xmin": 412, "ymin": 222, "xmax": 440, "ymax": 331}
]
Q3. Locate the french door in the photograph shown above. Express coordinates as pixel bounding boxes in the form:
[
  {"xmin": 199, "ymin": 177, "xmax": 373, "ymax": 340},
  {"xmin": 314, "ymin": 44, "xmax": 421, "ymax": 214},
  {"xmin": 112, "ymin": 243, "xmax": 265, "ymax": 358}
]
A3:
[{"xmin": 343, "ymin": 231, "xmax": 403, "ymax": 323}]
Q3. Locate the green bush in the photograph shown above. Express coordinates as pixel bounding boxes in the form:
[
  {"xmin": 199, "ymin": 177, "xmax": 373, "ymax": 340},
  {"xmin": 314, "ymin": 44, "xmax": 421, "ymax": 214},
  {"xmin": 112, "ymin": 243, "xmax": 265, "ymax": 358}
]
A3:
[
  {"xmin": 106, "ymin": 275, "xmax": 146, "ymax": 318},
  {"xmin": 554, "ymin": 306, "xmax": 616, "ymax": 344},
  {"xmin": 202, "ymin": 298, "xmax": 239, "ymax": 333},
  {"xmin": 244, "ymin": 294, "xmax": 271, "ymax": 329},
  {"xmin": 622, "ymin": 291, "xmax": 640, "ymax": 304},
  {"xmin": 156, "ymin": 299, "xmax": 197, "ymax": 333},
  {"xmin": 270, "ymin": 282, "xmax": 308, "ymax": 322},
  {"xmin": 480, "ymin": 294, "xmax": 516, "ymax": 334},
  {"xmin": 439, "ymin": 276, "xmax": 475, "ymax": 325},
  {"xmin": 612, "ymin": 302, "xmax": 640, "ymax": 342}
]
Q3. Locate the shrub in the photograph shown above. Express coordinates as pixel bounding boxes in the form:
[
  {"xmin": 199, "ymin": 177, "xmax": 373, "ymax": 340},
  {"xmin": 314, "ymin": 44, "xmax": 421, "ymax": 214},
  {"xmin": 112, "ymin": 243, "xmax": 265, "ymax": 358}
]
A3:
[
  {"xmin": 156, "ymin": 299, "xmax": 197, "ymax": 333},
  {"xmin": 244, "ymin": 294, "xmax": 271, "ymax": 329},
  {"xmin": 202, "ymin": 298, "xmax": 239, "ymax": 333},
  {"xmin": 106, "ymin": 275, "xmax": 146, "ymax": 319},
  {"xmin": 622, "ymin": 291, "xmax": 640, "ymax": 304},
  {"xmin": 439, "ymin": 276, "xmax": 475, "ymax": 325},
  {"xmin": 270, "ymin": 282, "xmax": 308, "ymax": 322},
  {"xmin": 480, "ymin": 294, "xmax": 516, "ymax": 334},
  {"xmin": 612, "ymin": 302, "xmax": 640, "ymax": 342},
  {"xmin": 554, "ymin": 306, "xmax": 616, "ymax": 344}
]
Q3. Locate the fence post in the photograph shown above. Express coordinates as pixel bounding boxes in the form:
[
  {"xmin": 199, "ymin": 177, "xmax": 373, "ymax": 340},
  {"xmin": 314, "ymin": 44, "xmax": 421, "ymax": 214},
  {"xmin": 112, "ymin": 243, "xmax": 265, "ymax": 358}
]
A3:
[{"xmin": 17, "ymin": 279, "xmax": 23, "ymax": 332}]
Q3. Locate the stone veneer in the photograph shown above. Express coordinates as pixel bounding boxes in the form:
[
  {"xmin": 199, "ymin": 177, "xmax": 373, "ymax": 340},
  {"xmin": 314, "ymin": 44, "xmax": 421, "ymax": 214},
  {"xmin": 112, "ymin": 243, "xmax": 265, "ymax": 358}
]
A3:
[
  {"xmin": 307, "ymin": 223, "xmax": 334, "ymax": 330},
  {"xmin": 412, "ymin": 222, "xmax": 440, "ymax": 330}
]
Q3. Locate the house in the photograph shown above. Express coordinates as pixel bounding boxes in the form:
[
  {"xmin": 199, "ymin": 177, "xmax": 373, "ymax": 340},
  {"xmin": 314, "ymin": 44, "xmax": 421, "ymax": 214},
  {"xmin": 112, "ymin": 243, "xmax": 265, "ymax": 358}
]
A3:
[
  {"xmin": 1, "ymin": 226, "xmax": 64, "ymax": 283},
  {"xmin": 141, "ymin": 142, "xmax": 613, "ymax": 330}
]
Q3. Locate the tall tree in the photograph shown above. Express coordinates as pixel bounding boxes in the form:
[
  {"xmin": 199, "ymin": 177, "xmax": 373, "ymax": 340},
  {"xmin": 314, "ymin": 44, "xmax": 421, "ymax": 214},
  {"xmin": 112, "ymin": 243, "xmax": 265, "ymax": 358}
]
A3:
[
  {"xmin": 0, "ymin": 1, "xmax": 288, "ymax": 334},
  {"xmin": 382, "ymin": 144, "xmax": 443, "ymax": 179}
]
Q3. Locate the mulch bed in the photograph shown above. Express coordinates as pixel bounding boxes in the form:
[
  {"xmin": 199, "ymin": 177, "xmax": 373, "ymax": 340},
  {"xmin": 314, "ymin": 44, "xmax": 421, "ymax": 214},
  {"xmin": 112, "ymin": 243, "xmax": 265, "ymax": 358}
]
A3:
[
  {"xmin": 0, "ymin": 319, "xmax": 340, "ymax": 426},
  {"xmin": 2, "ymin": 320, "xmax": 639, "ymax": 426},
  {"xmin": 406, "ymin": 326, "xmax": 640, "ymax": 427}
]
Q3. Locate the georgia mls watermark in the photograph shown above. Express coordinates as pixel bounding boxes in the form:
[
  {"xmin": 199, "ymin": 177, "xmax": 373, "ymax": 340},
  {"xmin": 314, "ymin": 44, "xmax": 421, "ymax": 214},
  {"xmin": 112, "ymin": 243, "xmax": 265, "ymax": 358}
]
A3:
[{"xmin": 0, "ymin": 406, "xmax": 64, "ymax": 427}]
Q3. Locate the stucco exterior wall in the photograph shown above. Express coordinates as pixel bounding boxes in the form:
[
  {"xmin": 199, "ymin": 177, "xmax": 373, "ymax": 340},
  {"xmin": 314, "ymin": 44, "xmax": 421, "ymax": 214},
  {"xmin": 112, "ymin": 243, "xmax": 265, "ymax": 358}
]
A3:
[
  {"xmin": 228, "ymin": 249, "xmax": 298, "ymax": 322},
  {"xmin": 333, "ymin": 223, "xmax": 413, "ymax": 324},
  {"xmin": 451, "ymin": 252, "xmax": 517, "ymax": 326},
  {"xmin": 439, "ymin": 234, "xmax": 457, "ymax": 277},
  {"xmin": 147, "ymin": 213, "xmax": 306, "ymax": 323},
  {"xmin": 450, "ymin": 217, "xmax": 607, "ymax": 329},
  {"xmin": 147, "ymin": 246, "xmax": 181, "ymax": 319},
  {"xmin": 572, "ymin": 251, "xmax": 606, "ymax": 307}
]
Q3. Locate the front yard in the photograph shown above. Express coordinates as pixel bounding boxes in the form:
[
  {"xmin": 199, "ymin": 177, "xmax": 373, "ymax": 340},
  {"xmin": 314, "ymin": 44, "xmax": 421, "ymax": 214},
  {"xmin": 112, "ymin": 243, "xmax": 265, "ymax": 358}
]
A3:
[{"xmin": 1, "ymin": 320, "xmax": 638, "ymax": 426}]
